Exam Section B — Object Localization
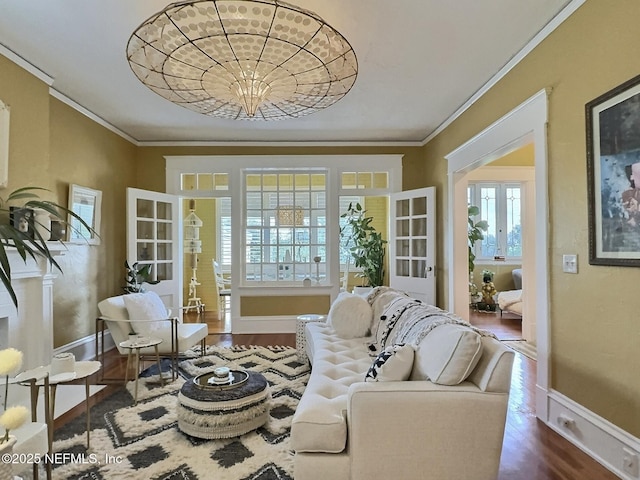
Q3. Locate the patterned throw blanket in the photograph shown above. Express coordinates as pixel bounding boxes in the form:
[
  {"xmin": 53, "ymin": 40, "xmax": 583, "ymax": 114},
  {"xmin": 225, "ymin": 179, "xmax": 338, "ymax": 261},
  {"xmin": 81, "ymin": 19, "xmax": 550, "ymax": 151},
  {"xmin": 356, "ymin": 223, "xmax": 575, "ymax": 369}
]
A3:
[{"xmin": 367, "ymin": 287, "xmax": 495, "ymax": 351}]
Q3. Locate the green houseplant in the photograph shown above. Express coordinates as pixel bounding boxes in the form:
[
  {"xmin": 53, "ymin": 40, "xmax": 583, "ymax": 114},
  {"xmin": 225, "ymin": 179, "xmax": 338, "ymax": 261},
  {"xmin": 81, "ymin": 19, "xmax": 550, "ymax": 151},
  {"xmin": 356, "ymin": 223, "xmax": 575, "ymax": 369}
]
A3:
[
  {"xmin": 0, "ymin": 186, "xmax": 94, "ymax": 309},
  {"xmin": 123, "ymin": 260, "xmax": 160, "ymax": 293},
  {"xmin": 468, "ymin": 205, "xmax": 488, "ymax": 302},
  {"xmin": 340, "ymin": 202, "xmax": 386, "ymax": 288}
]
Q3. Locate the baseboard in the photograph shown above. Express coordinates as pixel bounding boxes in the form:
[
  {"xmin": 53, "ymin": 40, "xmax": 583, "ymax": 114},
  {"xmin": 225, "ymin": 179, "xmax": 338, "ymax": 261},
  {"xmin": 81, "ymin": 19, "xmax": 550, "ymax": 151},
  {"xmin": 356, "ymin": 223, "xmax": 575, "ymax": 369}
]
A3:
[
  {"xmin": 231, "ymin": 315, "xmax": 297, "ymax": 334},
  {"xmin": 55, "ymin": 330, "xmax": 115, "ymax": 361},
  {"xmin": 545, "ymin": 390, "xmax": 640, "ymax": 479}
]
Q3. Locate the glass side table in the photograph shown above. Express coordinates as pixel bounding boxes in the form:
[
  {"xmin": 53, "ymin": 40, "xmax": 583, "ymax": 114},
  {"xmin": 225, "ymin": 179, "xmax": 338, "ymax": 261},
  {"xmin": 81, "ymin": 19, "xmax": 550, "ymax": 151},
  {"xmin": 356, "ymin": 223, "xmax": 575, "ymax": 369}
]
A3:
[{"xmin": 119, "ymin": 337, "xmax": 165, "ymax": 404}]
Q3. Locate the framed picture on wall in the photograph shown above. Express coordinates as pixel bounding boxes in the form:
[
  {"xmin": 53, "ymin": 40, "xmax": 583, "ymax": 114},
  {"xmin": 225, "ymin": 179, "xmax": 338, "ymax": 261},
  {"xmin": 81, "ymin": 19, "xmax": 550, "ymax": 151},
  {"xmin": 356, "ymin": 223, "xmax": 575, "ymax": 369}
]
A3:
[{"xmin": 586, "ymin": 73, "xmax": 640, "ymax": 266}]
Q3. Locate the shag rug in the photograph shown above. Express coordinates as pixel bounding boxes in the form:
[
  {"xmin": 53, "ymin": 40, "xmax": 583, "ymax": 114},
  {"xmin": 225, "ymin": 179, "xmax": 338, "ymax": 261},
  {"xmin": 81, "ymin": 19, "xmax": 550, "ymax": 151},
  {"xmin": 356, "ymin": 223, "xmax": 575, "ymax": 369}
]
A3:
[{"xmin": 53, "ymin": 346, "xmax": 310, "ymax": 480}]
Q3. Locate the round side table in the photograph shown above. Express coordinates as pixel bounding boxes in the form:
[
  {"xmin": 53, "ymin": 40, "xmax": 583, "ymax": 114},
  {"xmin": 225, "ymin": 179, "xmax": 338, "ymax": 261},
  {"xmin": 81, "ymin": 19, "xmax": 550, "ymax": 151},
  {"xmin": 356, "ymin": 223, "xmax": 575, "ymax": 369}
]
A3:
[
  {"xmin": 296, "ymin": 314, "xmax": 326, "ymax": 363},
  {"xmin": 119, "ymin": 337, "xmax": 165, "ymax": 404}
]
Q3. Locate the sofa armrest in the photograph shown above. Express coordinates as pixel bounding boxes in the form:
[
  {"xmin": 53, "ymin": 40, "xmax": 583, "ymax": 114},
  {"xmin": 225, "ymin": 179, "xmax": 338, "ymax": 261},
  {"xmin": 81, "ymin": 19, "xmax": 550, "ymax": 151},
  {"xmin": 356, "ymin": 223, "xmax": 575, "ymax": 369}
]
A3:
[{"xmin": 347, "ymin": 381, "xmax": 510, "ymax": 480}]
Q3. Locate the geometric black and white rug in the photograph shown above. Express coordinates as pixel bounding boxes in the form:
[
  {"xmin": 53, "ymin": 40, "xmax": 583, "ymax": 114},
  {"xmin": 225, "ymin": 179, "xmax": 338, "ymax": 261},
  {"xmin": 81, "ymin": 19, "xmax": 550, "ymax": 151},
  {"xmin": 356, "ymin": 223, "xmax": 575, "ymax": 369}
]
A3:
[{"xmin": 52, "ymin": 346, "xmax": 310, "ymax": 480}]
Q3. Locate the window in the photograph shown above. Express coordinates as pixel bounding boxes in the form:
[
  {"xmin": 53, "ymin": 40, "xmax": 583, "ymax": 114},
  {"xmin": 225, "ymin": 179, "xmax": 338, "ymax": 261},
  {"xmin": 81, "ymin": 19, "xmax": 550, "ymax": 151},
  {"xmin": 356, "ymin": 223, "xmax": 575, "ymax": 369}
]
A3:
[
  {"xmin": 244, "ymin": 171, "xmax": 327, "ymax": 283},
  {"xmin": 167, "ymin": 155, "xmax": 402, "ymax": 290},
  {"xmin": 217, "ymin": 197, "xmax": 232, "ymax": 269},
  {"xmin": 468, "ymin": 182, "xmax": 522, "ymax": 260}
]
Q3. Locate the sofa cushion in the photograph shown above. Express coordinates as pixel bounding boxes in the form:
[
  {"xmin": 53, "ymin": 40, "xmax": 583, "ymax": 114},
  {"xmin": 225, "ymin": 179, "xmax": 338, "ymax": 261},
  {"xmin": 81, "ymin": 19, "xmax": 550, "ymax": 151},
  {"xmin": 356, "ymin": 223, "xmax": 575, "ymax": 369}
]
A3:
[
  {"xmin": 292, "ymin": 322, "xmax": 373, "ymax": 453},
  {"xmin": 411, "ymin": 323, "xmax": 483, "ymax": 385},
  {"xmin": 327, "ymin": 292, "xmax": 373, "ymax": 339},
  {"xmin": 365, "ymin": 344, "xmax": 414, "ymax": 382}
]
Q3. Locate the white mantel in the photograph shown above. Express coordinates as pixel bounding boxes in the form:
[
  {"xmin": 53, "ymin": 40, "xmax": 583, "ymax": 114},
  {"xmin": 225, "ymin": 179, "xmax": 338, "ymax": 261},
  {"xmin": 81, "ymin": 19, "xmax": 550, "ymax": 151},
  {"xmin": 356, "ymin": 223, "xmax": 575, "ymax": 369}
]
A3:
[{"xmin": 0, "ymin": 246, "xmax": 62, "ymax": 370}]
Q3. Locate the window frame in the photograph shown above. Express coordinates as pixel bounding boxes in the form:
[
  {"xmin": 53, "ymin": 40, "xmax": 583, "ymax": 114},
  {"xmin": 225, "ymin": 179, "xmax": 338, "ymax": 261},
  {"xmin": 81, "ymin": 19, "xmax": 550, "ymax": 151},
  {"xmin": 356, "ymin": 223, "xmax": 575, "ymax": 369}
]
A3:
[
  {"xmin": 468, "ymin": 181, "xmax": 523, "ymax": 263},
  {"xmin": 166, "ymin": 155, "xmax": 402, "ymax": 291}
]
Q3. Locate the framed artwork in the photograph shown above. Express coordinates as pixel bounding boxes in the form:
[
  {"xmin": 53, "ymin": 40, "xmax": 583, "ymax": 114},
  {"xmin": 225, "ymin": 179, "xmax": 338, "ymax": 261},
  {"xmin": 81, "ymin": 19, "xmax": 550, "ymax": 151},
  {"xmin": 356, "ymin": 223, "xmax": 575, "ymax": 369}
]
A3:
[
  {"xmin": 586, "ymin": 73, "xmax": 640, "ymax": 266},
  {"xmin": 9, "ymin": 207, "xmax": 34, "ymax": 238},
  {"xmin": 67, "ymin": 184, "xmax": 102, "ymax": 245}
]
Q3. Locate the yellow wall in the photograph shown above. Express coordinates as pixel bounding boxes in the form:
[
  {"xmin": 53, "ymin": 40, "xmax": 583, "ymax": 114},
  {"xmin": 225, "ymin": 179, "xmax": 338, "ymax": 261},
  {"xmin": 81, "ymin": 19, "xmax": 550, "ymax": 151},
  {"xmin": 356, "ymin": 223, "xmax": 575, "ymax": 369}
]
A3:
[
  {"xmin": 491, "ymin": 143, "xmax": 535, "ymax": 167},
  {"xmin": 134, "ymin": 145, "xmax": 424, "ymax": 192},
  {"xmin": 421, "ymin": 0, "xmax": 640, "ymax": 436},
  {"xmin": 240, "ymin": 295, "xmax": 330, "ymax": 316},
  {"xmin": 0, "ymin": 56, "xmax": 137, "ymax": 347},
  {"xmin": 182, "ymin": 198, "xmax": 219, "ymax": 316}
]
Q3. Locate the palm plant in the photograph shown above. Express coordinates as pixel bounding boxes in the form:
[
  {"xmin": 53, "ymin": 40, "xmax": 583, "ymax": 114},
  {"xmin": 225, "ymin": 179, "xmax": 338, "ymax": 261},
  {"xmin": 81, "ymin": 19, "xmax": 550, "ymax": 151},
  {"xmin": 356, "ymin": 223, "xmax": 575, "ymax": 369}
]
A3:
[
  {"xmin": 340, "ymin": 202, "xmax": 386, "ymax": 288},
  {"xmin": 0, "ymin": 186, "xmax": 94, "ymax": 308}
]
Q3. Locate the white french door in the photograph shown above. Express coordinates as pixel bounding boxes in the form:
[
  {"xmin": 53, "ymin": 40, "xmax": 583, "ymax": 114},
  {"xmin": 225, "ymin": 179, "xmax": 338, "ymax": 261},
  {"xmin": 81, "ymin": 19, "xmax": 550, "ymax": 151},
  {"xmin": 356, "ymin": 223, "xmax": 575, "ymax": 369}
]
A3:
[
  {"xmin": 390, "ymin": 187, "xmax": 436, "ymax": 304},
  {"xmin": 126, "ymin": 188, "xmax": 182, "ymax": 313}
]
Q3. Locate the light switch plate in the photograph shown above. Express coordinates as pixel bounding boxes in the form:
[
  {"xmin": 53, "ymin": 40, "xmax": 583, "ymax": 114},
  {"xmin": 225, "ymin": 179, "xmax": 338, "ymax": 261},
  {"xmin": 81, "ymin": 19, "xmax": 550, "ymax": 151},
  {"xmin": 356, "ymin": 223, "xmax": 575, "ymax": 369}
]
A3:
[{"xmin": 562, "ymin": 254, "xmax": 578, "ymax": 274}]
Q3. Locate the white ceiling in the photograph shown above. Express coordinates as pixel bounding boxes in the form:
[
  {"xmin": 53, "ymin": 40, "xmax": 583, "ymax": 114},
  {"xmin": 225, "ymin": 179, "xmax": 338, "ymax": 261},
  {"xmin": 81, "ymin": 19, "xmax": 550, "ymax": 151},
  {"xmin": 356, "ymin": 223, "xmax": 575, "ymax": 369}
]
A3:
[{"xmin": 0, "ymin": 0, "xmax": 574, "ymax": 144}]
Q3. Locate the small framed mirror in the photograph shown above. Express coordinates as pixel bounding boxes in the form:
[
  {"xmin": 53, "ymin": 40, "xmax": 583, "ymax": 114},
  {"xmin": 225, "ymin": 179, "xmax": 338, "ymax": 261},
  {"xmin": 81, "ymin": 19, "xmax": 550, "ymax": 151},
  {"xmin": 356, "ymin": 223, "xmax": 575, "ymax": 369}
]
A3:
[{"xmin": 67, "ymin": 184, "xmax": 102, "ymax": 245}]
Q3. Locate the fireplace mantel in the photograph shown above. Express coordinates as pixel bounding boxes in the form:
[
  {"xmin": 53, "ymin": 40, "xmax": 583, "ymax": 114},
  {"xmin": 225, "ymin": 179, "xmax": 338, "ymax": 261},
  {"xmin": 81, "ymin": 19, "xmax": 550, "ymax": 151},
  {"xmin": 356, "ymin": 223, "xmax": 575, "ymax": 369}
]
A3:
[{"xmin": 0, "ymin": 245, "xmax": 65, "ymax": 370}]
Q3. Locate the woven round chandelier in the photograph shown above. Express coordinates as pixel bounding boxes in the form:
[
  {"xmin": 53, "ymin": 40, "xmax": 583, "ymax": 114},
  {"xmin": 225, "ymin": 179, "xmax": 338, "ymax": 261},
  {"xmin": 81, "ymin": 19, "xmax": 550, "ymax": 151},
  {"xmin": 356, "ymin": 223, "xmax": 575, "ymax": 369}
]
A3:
[{"xmin": 127, "ymin": 0, "xmax": 358, "ymax": 120}]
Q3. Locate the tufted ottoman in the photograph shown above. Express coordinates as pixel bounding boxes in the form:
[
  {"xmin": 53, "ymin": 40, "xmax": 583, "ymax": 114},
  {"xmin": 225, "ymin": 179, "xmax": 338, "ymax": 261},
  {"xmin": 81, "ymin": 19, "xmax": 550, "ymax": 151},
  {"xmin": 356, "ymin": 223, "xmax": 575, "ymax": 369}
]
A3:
[{"xmin": 177, "ymin": 370, "xmax": 271, "ymax": 439}]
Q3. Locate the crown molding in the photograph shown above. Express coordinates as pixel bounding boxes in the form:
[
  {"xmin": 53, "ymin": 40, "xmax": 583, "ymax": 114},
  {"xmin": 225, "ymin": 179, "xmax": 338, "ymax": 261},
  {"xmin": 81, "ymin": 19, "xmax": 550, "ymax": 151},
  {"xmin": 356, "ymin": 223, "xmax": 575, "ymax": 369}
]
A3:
[
  {"xmin": 0, "ymin": 42, "xmax": 53, "ymax": 86},
  {"xmin": 139, "ymin": 140, "xmax": 423, "ymax": 147},
  {"xmin": 49, "ymin": 88, "xmax": 138, "ymax": 144},
  {"xmin": 421, "ymin": 0, "xmax": 586, "ymax": 146}
]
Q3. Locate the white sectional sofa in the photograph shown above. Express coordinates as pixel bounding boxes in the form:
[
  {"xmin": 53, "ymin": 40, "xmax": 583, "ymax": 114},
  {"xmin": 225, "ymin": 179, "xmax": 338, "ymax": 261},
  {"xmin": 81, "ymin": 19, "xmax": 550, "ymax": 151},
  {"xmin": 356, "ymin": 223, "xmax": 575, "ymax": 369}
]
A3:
[{"xmin": 291, "ymin": 287, "xmax": 515, "ymax": 480}]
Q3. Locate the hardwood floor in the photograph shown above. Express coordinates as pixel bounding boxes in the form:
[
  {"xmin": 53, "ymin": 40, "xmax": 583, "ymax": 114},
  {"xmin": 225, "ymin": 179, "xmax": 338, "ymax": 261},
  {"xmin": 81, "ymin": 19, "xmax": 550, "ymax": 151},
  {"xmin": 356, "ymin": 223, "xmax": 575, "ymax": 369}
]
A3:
[{"xmin": 56, "ymin": 312, "xmax": 617, "ymax": 480}]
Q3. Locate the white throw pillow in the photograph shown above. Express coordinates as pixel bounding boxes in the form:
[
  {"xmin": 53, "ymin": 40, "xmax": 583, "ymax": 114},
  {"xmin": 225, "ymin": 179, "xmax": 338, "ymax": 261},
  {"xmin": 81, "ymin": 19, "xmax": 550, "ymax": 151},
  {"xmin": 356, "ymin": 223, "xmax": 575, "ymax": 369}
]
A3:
[
  {"xmin": 365, "ymin": 344, "xmax": 414, "ymax": 382},
  {"xmin": 123, "ymin": 291, "xmax": 168, "ymax": 335},
  {"xmin": 327, "ymin": 292, "xmax": 373, "ymax": 339},
  {"xmin": 411, "ymin": 324, "xmax": 483, "ymax": 385}
]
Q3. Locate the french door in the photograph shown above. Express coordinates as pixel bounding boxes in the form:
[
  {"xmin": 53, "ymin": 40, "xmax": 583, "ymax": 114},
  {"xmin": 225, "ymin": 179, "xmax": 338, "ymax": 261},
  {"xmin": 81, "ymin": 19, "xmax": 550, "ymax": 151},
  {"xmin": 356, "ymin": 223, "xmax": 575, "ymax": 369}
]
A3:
[
  {"xmin": 389, "ymin": 187, "xmax": 436, "ymax": 304},
  {"xmin": 126, "ymin": 188, "xmax": 181, "ymax": 313}
]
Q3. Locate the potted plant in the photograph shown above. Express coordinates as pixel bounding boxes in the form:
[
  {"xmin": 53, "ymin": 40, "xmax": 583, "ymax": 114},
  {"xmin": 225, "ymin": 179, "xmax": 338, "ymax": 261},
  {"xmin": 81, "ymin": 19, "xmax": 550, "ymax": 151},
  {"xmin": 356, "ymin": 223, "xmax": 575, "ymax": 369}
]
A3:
[
  {"xmin": 0, "ymin": 187, "xmax": 94, "ymax": 309},
  {"xmin": 468, "ymin": 205, "xmax": 488, "ymax": 303},
  {"xmin": 123, "ymin": 260, "xmax": 160, "ymax": 294},
  {"xmin": 477, "ymin": 269, "xmax": 497, "ymax": 312},
  {"xmin": 340, "ymin": 202, "xmax": 386, "ymax": 291}
]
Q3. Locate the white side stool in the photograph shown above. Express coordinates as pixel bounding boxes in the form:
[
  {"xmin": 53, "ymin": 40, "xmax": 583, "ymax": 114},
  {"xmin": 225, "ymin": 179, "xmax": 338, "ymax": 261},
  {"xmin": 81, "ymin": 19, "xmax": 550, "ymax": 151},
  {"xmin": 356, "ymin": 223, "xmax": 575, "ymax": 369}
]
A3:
[{"xmin": 296, "ymin": 314, "xmax": 326, "ymax": 363}]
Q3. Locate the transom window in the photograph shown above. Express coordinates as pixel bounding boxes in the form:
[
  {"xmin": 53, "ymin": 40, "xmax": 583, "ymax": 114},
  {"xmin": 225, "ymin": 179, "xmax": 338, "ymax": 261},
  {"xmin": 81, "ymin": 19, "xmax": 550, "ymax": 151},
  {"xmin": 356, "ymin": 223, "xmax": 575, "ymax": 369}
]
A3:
[{"xmin": 468, "ymin": 182, "xmax": 522, "ymax": 261}]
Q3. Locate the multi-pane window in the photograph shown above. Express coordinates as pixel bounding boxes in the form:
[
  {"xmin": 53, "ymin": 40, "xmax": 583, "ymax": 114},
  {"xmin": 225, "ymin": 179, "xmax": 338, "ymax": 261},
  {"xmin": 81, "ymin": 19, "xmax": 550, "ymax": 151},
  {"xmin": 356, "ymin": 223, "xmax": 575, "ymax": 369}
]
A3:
[
  {"xmin": 244, "ymin": 171, "xmax": 327, "ymax": 283},
  {"xmin": 217, "ymin": 197, "xmax": 232, "ymax": 269},
  {"xmin": 468, "ymin": 182, "xmax": 522, "ymax": 260}
]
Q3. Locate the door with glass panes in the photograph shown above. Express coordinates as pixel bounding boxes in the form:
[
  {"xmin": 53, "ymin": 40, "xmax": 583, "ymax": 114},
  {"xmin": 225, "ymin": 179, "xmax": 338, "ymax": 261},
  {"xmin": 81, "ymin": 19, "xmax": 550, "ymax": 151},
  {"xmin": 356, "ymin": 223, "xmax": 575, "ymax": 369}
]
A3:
[
  {"xmin": 127, "ymin": 188, "xmax": 181, "ymax": 312},
  {"xmin": 390, "ymin": 187, "xmax": 436, "ymax": 304}
]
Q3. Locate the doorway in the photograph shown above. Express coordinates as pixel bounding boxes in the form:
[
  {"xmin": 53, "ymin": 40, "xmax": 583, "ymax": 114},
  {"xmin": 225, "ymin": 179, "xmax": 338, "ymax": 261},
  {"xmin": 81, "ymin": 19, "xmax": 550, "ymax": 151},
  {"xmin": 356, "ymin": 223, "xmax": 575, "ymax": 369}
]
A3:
[
  {"xmin": 445, "ymin": 89, "xmax": 550, "ymax": 420},
  {"xmin": 181, "ymin": 197, "xmax": 232, "ymax": 334}
]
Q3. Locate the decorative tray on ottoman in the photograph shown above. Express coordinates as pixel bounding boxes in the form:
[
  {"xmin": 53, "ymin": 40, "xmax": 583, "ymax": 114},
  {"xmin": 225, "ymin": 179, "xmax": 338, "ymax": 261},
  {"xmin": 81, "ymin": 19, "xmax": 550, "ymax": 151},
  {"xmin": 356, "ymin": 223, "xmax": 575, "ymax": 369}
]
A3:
[{"xmin": 193, "ymin": 369, "xmax": 249, "ymax": 390}]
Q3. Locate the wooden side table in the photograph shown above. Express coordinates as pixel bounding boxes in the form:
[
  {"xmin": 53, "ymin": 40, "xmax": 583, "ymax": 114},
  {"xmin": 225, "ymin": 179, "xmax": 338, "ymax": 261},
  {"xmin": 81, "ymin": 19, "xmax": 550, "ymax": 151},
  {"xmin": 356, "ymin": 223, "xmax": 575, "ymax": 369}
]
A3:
[
  {"xmin": 119, "ymin": 337, "xmax": 165, "ymax": 404},
  {"xmin": 296, "ymin": 314, "xmax": 326, "ymax": 363}
]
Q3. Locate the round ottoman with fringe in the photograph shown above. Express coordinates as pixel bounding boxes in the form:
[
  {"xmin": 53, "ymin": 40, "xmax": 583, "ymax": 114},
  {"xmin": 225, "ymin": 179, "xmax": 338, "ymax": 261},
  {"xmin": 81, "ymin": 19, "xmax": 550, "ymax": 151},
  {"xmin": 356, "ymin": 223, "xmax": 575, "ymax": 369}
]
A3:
[{"xmin": 177, "ymin": 370, "xmax": 271, "ymax": 439}]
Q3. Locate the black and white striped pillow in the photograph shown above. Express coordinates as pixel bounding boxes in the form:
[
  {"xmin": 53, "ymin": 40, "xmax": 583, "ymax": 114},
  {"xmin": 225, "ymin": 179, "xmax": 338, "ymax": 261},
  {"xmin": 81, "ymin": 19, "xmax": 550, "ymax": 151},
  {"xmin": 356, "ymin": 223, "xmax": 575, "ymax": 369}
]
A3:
[{"xmin": 364, "ymin": 343, "xmax": 415, "ymax": 382}]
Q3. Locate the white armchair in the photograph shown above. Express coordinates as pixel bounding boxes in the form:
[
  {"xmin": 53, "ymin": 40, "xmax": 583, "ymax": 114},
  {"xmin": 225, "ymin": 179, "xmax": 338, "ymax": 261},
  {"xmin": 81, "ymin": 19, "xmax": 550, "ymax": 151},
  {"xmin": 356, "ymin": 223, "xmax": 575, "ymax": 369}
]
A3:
[{"xmin": 96, "ymin": 292, "xmax": 208, "ymax": 381}]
